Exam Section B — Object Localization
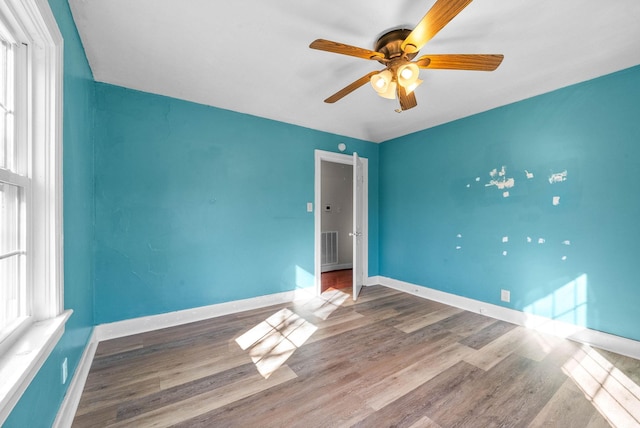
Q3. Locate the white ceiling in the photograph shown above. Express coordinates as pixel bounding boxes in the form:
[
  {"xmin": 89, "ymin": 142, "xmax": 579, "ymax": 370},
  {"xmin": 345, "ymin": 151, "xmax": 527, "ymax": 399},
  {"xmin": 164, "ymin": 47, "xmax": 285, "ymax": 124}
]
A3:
[{"xmin": 69, "ymin": 0, "xmax": 640, "ymax": 143}]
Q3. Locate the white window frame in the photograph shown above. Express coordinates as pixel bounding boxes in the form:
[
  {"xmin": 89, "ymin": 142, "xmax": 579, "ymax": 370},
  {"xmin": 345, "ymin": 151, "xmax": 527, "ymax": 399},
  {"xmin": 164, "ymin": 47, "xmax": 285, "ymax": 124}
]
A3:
[{"xmin": 0, "ymin": 0, "xmax": 69, "ymax": 423}]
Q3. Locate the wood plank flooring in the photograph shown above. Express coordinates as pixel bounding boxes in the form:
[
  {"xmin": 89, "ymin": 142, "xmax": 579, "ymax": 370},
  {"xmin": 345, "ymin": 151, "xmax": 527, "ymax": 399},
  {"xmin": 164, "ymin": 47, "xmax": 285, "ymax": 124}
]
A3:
[
  {"xmin": 73, "ymin": 286, "xmax": 640, "ymax": 427},
  {"xmin": 321, "ymin": 269, "xmax": 352, "ymax": 292}
]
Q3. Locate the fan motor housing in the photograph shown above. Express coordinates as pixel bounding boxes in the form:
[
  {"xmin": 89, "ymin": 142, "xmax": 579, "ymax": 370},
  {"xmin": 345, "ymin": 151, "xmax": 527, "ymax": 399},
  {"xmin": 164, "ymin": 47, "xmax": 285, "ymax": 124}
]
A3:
[{"xmin": 374, "ymin": 28, "xmax": 418, "ymax": 62}]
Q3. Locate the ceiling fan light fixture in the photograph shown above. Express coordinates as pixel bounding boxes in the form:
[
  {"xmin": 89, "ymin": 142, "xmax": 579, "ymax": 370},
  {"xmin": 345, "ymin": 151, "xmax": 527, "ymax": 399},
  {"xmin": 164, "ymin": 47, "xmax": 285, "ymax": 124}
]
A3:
[
  {"xmin": 380, "ymin": 81, "xmax": 397, "ymax": 99},
  {"xmin": 370, "ymin": 69, "xmax": 393, "ymax": 94},
  {"xmin": 400, "ymin": 67, "xmax": 413, "ymax": 80},
  {"xmin": 310, "ymin": 0, "xmax": 504, "ymax": 110},
  {"xmin": 397, "ymin": 63, "xmax": 420, "ymax": 87}
]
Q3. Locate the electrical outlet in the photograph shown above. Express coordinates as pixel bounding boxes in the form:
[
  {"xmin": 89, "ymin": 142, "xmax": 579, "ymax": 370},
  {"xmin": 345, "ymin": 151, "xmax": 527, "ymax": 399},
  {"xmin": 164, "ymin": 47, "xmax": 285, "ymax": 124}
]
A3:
[
  {"xmin": 61, "ymin": 357, "xmax": 68, "ymax": 384},
  {"xmin": 501, "ymin": 289, "xmax": 511, "ymax": 303}
]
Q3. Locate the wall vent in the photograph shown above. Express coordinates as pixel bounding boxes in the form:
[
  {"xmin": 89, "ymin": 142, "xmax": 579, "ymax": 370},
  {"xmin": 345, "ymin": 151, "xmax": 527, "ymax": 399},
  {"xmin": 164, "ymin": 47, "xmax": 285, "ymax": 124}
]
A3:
[{"xmin": 321, "ymin": 231, "xmax": 338, "ymax": 266}]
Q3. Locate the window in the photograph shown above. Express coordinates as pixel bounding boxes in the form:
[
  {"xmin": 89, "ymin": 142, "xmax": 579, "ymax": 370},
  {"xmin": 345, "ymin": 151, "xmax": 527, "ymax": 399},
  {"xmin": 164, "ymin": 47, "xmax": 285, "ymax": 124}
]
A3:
[
  {"xmin": 0, "ymin": 0, "xmax": 66, "ymax": 422},
  {"xmin": 0, "ymin": 26, "xmax": 28, "ymax": 345}
]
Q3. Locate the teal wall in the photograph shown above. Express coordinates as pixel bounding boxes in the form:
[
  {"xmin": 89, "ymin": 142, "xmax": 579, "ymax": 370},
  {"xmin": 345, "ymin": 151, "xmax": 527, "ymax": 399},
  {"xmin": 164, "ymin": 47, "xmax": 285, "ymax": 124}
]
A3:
[
  {"xmin": 93, "ymin": 84, "xmax": 379, "ymax": 323},
  {"xmin": 5, "ymin": 0, "xmax": 95, "ymax": 426},
  {"xmin": 380, "ymin": 65, "xmax": 640, "ymax": 342}
]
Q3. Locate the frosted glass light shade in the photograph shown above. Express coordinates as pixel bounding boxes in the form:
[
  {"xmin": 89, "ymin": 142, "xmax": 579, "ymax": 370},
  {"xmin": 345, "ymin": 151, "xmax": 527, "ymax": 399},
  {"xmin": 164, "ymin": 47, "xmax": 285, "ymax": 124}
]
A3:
[
  {"xmin": 379, "ymin": 81, "xmax": 397, "ymax": 99},
  {"xmin": 397, "ymin": 63, "xmax": 419, "ymax": 88},
  {"xmin": 370, "ymin": 70, "xmax": 398, "ymax": 99},
  {"xmin": 370, "ymin": 70, "xmax": 393, "ymax": 94},
  {"xmin": 405, "ymin": 78, "xmax": 423, "ymax": 94}
]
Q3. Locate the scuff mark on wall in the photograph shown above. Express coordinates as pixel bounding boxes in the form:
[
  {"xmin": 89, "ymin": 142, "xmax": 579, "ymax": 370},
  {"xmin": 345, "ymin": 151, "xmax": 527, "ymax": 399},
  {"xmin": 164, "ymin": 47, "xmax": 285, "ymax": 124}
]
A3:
[
  {"xmin": 455, "ymin": 162, "xmax": 577, "ymax": 263},
  {"xmin": 549, "ymin": 170, "xmax": 568, "ymax": 184},
  {"xmin": 485, "ymin": 166, "xmax": 515, "ymax": 191},
  {"xmin": 147, "ymin": 242, "xmax": 168, "ymax": 277}
]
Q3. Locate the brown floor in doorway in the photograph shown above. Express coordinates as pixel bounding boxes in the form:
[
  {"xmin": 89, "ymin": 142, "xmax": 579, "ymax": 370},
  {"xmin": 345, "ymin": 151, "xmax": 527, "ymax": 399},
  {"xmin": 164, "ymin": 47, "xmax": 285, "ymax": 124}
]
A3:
[{"xmin": 321, "ymin": 269, "xmax": 352, "ymax": 293}]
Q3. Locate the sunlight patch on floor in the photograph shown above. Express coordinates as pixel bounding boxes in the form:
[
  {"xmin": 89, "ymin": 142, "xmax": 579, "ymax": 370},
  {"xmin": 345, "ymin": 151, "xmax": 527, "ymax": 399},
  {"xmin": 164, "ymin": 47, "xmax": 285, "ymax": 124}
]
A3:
[
  {"xmin": 563, "ymin": 345, "xmax": 640, "ymax": 427},
  {"xmin": 235, "ymin": 308, "xmax": 317, "ymax": 379},
  {"xmin": 299, "ymin": 287, "xmax": 350, "ymax": 320},
  {"xmin": 235, "ymin": 287, "xmax": 352, "ymax": 378}
]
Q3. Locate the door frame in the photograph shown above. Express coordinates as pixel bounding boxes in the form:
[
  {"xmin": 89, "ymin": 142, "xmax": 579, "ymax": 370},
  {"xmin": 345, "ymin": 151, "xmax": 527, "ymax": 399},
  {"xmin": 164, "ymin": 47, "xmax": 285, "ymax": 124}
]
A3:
[{"xmin": 314, "ymin": 149, "xmax": 368, "ymax": 297}]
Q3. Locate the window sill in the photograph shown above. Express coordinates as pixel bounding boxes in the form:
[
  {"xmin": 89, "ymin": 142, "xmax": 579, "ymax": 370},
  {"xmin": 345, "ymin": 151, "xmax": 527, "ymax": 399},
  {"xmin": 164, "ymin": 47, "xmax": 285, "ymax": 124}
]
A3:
[{"xmin": 0, "ymin": 310, "xmax": 72, "ymax": 423}]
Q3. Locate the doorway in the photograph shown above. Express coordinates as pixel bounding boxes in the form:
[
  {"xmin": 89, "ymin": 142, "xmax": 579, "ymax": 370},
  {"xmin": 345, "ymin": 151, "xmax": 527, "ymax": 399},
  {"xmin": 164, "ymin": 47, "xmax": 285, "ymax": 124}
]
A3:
[
  {"xmin": 319, "ymin": 161, "xmax": 353, "ymax": 293},
  {"xmin": 314, "ymin": 150, "xmax": 368, "ymax": 300}
]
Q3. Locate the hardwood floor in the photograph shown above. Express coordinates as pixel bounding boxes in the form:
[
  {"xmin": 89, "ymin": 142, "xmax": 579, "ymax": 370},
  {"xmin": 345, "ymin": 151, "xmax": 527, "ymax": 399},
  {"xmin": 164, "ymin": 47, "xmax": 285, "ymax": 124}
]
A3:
[
  {"xmin": 321, "ymin": 269, "xmax": 352, "ymax": 292},
  {"xmin": 73, "ymin": 286, "xmax": 640, "ymax": 427}
]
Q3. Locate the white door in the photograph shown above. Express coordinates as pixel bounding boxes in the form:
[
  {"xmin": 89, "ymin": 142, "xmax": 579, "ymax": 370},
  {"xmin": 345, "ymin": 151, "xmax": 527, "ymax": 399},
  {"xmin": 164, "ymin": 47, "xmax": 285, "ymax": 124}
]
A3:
[{"xmin": 352, "ymin": 152, "xmax": 364, "ymax": 300}]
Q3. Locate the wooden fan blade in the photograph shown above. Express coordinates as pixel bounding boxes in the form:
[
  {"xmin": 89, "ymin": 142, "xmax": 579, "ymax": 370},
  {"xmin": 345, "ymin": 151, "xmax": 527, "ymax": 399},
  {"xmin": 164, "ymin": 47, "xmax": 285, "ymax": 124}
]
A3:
[
  {"xmin": 310, "ymin": 39, "xmax": 385, "ymax": 61},
  {"xmin": 416, "ymin": 54, "xmax": 504, "ymax": 71},
  {"xmin": 324, "ymin": 71, "xmax": 379, "ymax": 103},
  {"xmin": 401, "ymin": 0, "xmax": 474, "ymax": 54},
  {"xmin": 397, "ymin": 85, "xmax": 418, "ymax": 111}
]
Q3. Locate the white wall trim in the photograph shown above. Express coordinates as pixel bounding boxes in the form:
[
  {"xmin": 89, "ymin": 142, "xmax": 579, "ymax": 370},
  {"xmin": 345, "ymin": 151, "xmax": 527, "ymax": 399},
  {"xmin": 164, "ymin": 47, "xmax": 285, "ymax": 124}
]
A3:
[
  {"xmin": 53, "ymin": 329, "xmax": 97, "ymax": 428},
  {"xmin": 95, "ymin": 287, "xmax": 315, "ymax": 342},
  {"xmin": 376, "ymin": 276, "xmax": 640, "ymax": 360}
]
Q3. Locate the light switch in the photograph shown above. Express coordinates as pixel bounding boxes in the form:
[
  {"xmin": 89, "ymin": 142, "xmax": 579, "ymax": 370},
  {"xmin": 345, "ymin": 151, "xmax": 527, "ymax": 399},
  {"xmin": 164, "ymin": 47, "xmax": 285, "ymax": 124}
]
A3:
[{"xmin": 307, "ymin": 202, "xmax": 313, "ymax": 212}]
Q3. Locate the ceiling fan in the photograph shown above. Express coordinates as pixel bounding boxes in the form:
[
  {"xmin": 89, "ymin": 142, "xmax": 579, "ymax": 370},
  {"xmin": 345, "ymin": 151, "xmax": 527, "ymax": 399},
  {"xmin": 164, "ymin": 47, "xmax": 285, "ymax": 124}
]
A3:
[{"xmin": 309, "ymin": 0, "xmax": 504, "ymax": 111}]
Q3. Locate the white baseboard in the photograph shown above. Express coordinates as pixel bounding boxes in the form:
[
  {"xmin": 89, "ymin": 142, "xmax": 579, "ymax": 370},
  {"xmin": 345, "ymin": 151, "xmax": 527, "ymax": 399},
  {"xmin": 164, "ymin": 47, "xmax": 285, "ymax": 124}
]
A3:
[
  {"xmin": 53, "ymin": 329, "xmax": 98, "ymax": 428},
  {"xmin": 376, "ymin": 276, "xmax": 640, "ymax": 360},
  {"xmin": 94, "ymin": 287, "xmax": 316, "ymax": 342},
  {"xmin": 367, "ymin": 275, "xmax": 382, "ymax": 286},
  {"xmin": 321, "ymin": 263, "xmax": 353, "ymax": 273}
]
